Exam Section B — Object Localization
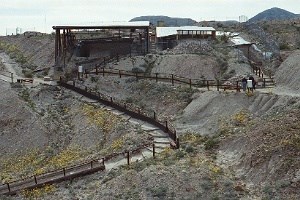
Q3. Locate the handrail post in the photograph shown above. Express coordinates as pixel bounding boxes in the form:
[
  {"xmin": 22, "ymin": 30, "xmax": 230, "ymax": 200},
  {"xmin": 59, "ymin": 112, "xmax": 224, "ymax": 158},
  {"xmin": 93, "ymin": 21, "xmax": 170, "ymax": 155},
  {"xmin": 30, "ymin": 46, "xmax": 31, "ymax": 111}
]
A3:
[
  {"xmin": 207, "ymin": 80, "xmax": 209, "ymax": 90},
  {"xmin": 73, "ymin": 80, "xmax": 75, "ymax": 87},
  {"xmin": 135, "ymin": 72, "xmax": 138, "ymax": 81},
  {"xmin": 165, "ymin": 121, "xmax": 169, "ymax": 132},
  {"xmin": 153, "ymin": 143, "xmax": 155, "ymax": 158},
  {"xmin": 153, "ymin": 111, "xmax": 156, "ymax": 120},
  {"xmin": 127, "ymin": 151, "xmax": 130, "ymax": 165},
  {"xmin": 236, "ymin": 81, "xmax": 240, "ymax": 92},
  {"xmin": 176, "ymin": 138, "xmax": 180, "ymax": 149},
  {"xmin": 85, "ymin": 69, "xmax": 88, "ymax": 78},
  {"xmin": 90, "ymin": 161, "xmax": 93, "ymax": 169},
  {"xmin": 7, "ymin": 183, "xmax": 10, "ymax": 192},
  {"xmin": 102, "ymin": 68, "xmax": 105, "ymax": 77},
  {"xmin": 155, "ymin": 73, "xmax": 158, "ymax": 82},
  {"xmin": 11, "ymin": 73, "xmax": 13, "ymax": 83},
  {"xmin": 110, "ymin": 97, "xmax": 113, "ymax": 102},
  {"xmin": 263, "ymin": 78, "xmax": 266, "ymax": 88},
  {"xmin": 119, "ymin": 70, "xmax": 122, "ymax": 78},
  {"xmin": 34, "ymin": 175, "xmax": 37, "ymax": 184},
  {"xmin": 189, "ymin": 79, "xmax": 192, "ymax": 88},
  {"xmin": 171, "ymin": 74, "xmax": 174, "ymax": 85},
  {"xmin": 96, "ymin": 66, "xmax": 98, "ymax": 75},
  {"xmin": 217, "ymin": 80, "xmax": 220, "ymax": 91},
  {"xmin": 63, "ymin": 168, "xmax": 66, "ymax": 176}
]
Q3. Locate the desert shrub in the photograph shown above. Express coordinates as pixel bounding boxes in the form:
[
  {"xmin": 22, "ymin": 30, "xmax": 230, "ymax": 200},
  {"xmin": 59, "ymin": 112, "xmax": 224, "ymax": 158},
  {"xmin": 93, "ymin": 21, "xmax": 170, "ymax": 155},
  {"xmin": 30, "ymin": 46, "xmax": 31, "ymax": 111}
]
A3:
[
  {"xmin": 149, "ymin": 186, "xmax": 168, "ymax": 198},
  {"xmin": 22, "ymin": 69, "xmax": 33, "ymax": 78},
  {"xmin": 90, "ymin": 76, "xmax": 99, "ymax": 83},
  {"xmin": 279, "ymin": 42, "xmax": 290, "ymax": 50},
  {"xmin": 204, "ymin": 137, "xmax": 220, "ymax": 150}
]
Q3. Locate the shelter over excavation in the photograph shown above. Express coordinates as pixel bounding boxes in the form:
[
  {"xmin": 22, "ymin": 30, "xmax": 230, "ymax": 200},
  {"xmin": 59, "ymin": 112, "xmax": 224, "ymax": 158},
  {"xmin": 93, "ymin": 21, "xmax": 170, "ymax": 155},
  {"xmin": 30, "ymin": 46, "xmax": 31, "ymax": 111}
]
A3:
[{"xmin": 52, "ymin": 21, "xmax": 150, "ymax": 65}]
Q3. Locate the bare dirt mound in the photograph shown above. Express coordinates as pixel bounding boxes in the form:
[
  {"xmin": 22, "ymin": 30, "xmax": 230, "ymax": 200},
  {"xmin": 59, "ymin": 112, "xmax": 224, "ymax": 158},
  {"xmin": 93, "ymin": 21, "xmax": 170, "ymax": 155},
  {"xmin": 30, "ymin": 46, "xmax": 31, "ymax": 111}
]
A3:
[
  {"xmin": 217, "ymin": 108, "xmax": 300, "ymax": 199},
  {"xmin": 275, "ymin": 50, "xmax": 300, "ymax": 91}
]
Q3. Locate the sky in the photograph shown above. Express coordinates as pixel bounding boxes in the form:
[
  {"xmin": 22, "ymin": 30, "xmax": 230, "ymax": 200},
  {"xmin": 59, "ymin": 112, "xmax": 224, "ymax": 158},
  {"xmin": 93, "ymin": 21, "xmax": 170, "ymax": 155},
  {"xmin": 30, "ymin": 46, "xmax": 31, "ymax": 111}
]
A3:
[{"xmin": 1, "ymin": 0, "xmax": 299, "ymax": 36}]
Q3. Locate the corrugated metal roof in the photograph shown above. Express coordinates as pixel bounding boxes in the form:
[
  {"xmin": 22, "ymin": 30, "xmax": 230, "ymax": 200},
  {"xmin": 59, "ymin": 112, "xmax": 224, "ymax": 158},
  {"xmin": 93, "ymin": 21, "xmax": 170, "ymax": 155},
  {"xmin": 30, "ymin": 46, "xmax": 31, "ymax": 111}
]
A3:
[
  {"xmin": 53, "ymin": 21, "xmax": 150, "ymax": 29},
  {"xmin": 156, "ymin": 26, "xmax": 216, "ymax": 38}
]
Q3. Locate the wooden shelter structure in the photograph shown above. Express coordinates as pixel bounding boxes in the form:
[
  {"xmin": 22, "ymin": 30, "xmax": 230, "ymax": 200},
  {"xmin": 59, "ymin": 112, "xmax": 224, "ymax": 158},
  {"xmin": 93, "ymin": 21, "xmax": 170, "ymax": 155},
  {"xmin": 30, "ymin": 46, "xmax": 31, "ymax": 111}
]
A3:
[{"xmin": 52, "ymin": 22, "xmax": 150, "ymax": 64}]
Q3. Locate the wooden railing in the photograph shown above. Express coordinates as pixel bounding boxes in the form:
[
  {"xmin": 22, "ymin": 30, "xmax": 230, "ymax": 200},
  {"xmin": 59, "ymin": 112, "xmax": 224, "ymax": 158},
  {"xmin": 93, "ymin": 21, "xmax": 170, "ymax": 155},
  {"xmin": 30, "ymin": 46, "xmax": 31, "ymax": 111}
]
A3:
[
  {"xmin": 83, "ymin": 68, "xmax": 275, "ymax": 91},
  {"xmin": 59, "ymin": 79, "xmax": 179, "ymax": 146},
  {"xmin": 0, "ymin": 142, "xmax": 155, "ymax": 195}
]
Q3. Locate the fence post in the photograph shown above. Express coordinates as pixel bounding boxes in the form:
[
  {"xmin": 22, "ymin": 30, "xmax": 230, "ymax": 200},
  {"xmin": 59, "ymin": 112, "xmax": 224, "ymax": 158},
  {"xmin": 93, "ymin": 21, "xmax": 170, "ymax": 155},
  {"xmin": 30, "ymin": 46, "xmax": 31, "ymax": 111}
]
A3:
[
  {"xmin": 85, "ymin": 69, "xmax": 88, "ymax": 78},
  {"xmin": 236, "ymin": 81, "xmax": 240, "ymax": 92},
  {"xmin": 119, "ymin": 70, "xmax": 122, "ymax": 78},
  {"xmin": 34, "ymin": 175, "xmax": 37, "ymax": 184},
  {"xmin": 110, "ymin": 97, "xmax": 113, "ymax": 102},
  {"xmin": 11, "ymin": 73, "xmax": 13, "ymax": 83},
  {"xmin": 263, "ymin": 78, "xmax": 266, "ymax": 88},
  {"xmin": 171, "ymin": 74, "xmax": 174, "ymax": 85},
  {"xmin": 155, "ymin": 73, "xmax": 158, "ymax": 82},
  {"xmin": 176, "ymin": 138, "xmax": 180, "ymax": 149},
  {"xmin": 127, "ymin": 151, "xmax": 130, "ymax": 165},
  {"xmin": 165, "ymin": 121, "xmax": 169, "ymax": 132},
  {"xmin": 135, "ymin": 72, "xmax": 138, "ymax": 82},
  {"xmin": 153, "ymin": 143, "xmax": 155, "ymax": 158},
  {"xmin": 153, "ymin": 111, "xmax": 156, "ymax": 120},
  {"xmin": 73, "ymin": 80, "xmax": 75, "ymax": 87},
  {"xmin": 63, "ymin": 168, "xmax": 66, "ymax": 176},
  {"xmin": 102, "ymin": 68, "xmax": 105, "ymax": 77},
  {"xmin": 7, "ymin": 183, "xmax": 10, "ymax": 192},
  {"xmin": 217, "ymin": 80, "xmax": 220, "ymax": 91},
  {"xmin": 96, "ymin": 66, "xmax": 98, "ymax": 75},
  {"xmin": 189, "ymin": 79, "xmax": 192, "ymax": 88},
  {"xmin": 90, "ymin": 161, "xmax": 93, "ymax": 169},
  {"xmin": 207, "ymin": 81, "xmax": 210, "ymax": 90}
]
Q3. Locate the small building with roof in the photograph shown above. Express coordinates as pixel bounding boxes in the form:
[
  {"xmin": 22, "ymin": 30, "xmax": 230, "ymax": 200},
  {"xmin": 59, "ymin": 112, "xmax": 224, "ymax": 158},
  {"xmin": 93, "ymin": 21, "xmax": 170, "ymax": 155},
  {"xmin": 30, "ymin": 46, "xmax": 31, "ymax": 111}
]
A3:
[{"xmin": 155, "ymin": 26, "xmax": 216, "ymax": 50}]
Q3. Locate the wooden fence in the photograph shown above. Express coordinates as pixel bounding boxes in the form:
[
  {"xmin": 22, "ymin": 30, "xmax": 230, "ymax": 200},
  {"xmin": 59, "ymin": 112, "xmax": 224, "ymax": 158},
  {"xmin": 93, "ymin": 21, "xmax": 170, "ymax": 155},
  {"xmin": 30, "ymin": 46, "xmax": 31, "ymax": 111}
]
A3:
[
  {"xmin": 59, "ymin": 79, "xmax": 179, "ymax": 147},
  {"xmin": 0, "ymin": 142, "xmax": 156, "ymax": 195},
  {"xmin": 83, "ymin": 68, "xmax": 275, "ymax": 91}
]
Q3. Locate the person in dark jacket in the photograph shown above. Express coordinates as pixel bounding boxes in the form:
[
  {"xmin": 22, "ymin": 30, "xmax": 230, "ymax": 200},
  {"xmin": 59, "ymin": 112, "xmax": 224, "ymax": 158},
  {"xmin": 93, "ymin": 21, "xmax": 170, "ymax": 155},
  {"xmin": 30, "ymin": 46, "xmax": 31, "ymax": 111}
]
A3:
[{"xmin": 241, "ymin": 77, "xmax": 247, "ymax": 92}]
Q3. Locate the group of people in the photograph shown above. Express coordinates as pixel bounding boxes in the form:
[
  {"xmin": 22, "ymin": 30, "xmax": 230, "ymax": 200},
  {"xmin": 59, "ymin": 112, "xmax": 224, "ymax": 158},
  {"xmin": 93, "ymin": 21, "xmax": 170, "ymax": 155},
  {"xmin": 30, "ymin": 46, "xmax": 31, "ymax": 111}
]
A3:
[{"xmin": 241, "ymin": 75, "xmax": 256, "ymax": 92}]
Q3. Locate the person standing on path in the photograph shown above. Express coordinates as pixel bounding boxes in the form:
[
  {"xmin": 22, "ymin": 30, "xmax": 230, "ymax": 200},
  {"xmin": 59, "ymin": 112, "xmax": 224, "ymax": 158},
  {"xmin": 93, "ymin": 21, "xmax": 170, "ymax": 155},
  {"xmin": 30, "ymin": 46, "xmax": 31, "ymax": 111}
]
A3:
[
  {"xmin": 249, "ymin": 75, "xmax": 256, "ymax": 90},
  {"xmin": 241, "ymin": 77, "xmax": 247, "ymax": 92}
]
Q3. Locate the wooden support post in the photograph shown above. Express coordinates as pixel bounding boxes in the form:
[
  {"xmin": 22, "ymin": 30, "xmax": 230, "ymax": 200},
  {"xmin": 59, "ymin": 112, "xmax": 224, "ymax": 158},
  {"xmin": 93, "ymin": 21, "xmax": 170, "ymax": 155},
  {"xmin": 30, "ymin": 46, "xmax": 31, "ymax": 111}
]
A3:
[
  {"xmin": 90, "ymin": 161, "xmax": 93, "ymax": 169},
  {"xmin": 236, "ymin": 81, "xmax": 240, "ymax": 92},
  {"xmin": 10, "ymin": 73, "xmax": 13, "ymax": 83},
  {"xmin": 165, "ymin": 121, "xmax": 169, "ymax": 132},
  {"xmin": 155, "ymin": 73, "xmax": 158, "ymax": 82},
  {"xmin": 96, "ymin": 67, "xmax": 98, "ymax": 75},
  {"xmin": 207, "ymin": 81, "xmax": 210, "ymax": 90},
  {"xmin": 34, "ymin": 175, "xmax": 37, "ymax": 184},
  {"xmin": 153, "ymin": 143, "xmax": 155, "ymax": 158},
  {"xmin": 102, "ymin": 68, "xmax": 105, "ymax": 77},
  {"xmin": 73, "ymin": 80, "xmax": 75, "ymax": 87},
  {"xmin": 189, "ymin": 79, "xmax": 192, "ymax": 88},
  {"xmin": 263, "ymin": 78, "xmax": 266, "ymax": 88},
  {"xmin": 119, "ymin": 70, "xmax": 122, "ymax": 78},
  {"xmin": 85, "ymin": 69, "xmax": 88, "ymax": 78},
  {"xmin": 127, "ymin": 151, "xmax": 130, "ymax": 165},
  {"xmin": 7, "ymin": 183, "xmax": 10, "ymax": 192},
  {"xmin": 176, "ymin": 138, "xmax": 180, "ymax": 149},
  {"xmin": 153, "ymin": 111, "xmax": 156, "ymax": 120},
  {"xmin": 135, "ymin": 72, "xmax": 138, "ymax": 81},
  {"xmin": 110, "ymin": 97, "xmax": 113, "ymax": 102},
  {"xmin": 171, "ymin": 74, "xmax": 174, "ymax": 85},
  {"xmin": 63, "ymin": 168, "xmax": 66, "ymax": 176},
  {"xmin": 217, "ymin": 80, "xmax": 220, "ymax": 91}
]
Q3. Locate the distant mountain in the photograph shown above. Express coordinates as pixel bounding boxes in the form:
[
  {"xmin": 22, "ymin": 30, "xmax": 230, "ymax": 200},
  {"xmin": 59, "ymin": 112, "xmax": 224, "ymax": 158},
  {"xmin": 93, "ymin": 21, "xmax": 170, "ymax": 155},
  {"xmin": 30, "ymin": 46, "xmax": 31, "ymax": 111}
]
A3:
[
  {"xmin": 249, "ymin": 7, "xmax": 298, "ymax": 22},
  {"xmin": 129, "ymin": 16, "xmax": 197, "ymax": 26}
]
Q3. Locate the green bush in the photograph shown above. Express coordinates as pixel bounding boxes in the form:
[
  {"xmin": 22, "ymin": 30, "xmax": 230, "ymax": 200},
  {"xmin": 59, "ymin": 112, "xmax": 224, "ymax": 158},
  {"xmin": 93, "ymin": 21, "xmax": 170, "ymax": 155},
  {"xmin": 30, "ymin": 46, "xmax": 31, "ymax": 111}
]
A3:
[{"xmin": 204, "ymin": 138, "xmax": 219, "ymax": 150}]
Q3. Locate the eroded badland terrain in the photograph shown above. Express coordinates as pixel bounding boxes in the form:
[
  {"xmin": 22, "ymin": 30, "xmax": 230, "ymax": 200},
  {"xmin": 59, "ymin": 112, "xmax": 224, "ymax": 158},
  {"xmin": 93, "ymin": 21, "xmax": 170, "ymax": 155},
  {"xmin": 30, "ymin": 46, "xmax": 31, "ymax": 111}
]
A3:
[{"xmin": 0, "ymin": 18, "xmax": 300, "ymax": 200}]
